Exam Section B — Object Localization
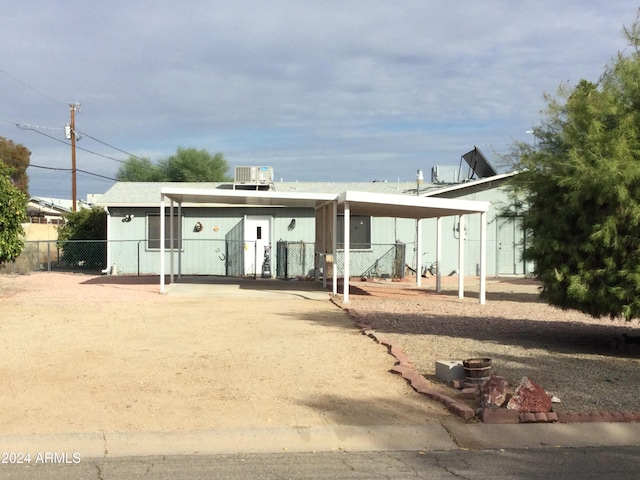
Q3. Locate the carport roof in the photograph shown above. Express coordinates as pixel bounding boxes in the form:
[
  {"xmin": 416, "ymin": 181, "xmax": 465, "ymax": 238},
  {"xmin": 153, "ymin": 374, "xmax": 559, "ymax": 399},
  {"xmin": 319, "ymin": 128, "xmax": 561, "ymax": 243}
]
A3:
[
  {"xmin": 336, "ymin": 190, "xmax": 489, "ymax": 219},
  {"xmin": 161, "ymin": 187, "xmax": 335, "ymax": 209},
  {"xmin": 160, "ymin": 186, "xmax": 490, "ymax": 219}
]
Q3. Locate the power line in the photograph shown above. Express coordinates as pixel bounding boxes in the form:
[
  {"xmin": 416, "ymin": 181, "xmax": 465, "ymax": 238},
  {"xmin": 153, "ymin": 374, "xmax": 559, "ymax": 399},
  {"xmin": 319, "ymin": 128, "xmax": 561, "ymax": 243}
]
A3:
[
  {"xmin": 29, "ymin": 163, "xmax": 117, "ymax": 181},
  {"xmin": 75, "ymin": 130, "xmax": 150, "ymax": 163},
  {"xmin": 0, "ymin": 67, "xmax": 66, "ymax": 106},
  {"xmin": 18, "ymin": 125, "xmax": 131, "ymax": 165}
]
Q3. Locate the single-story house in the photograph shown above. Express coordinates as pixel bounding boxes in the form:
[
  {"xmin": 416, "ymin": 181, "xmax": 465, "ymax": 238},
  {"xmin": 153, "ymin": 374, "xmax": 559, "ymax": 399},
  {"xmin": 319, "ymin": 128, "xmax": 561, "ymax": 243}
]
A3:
[{"xmin": 95, "ymin": 161, "xmax": 526, "ymax": 300}]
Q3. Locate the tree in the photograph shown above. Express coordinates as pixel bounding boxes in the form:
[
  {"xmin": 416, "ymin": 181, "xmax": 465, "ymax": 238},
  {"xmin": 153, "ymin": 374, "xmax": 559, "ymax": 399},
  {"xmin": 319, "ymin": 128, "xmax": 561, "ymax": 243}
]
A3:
[
  {"xmin": 116, "ymin": 148, "xmax": 232, "ymax": 182},
  {"xmin": 0, "ymin": 136, "xmax": 31, "ymax": 195},
  {"xmin": 506, "ymin": 14, "xmax": 640, "ymax": 320},
  {"xmin": 0, "ymin": 162, "xmax": 27, "ymax": 266},
  {"xmin": 115, "ymin": 157, "xmax": 165, "ymax": 182},
  {"xmin": 57, "ymin": 207, "xmax": 107, "ymax": 270}
]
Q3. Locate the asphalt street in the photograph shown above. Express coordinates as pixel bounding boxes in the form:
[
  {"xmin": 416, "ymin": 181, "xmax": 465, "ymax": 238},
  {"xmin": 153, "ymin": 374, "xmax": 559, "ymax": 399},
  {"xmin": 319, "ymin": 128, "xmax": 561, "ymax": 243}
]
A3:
[{"xmin": 2, "ymin": 447, "xmax": 639, "ymax": 480}]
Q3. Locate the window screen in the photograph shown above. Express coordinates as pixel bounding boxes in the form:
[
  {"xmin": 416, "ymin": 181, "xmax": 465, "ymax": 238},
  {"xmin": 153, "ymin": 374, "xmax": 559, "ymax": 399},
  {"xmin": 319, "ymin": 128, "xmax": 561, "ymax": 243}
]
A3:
[
  {"xmin": 337, "ymin": 215, "xmax": 371, "ymax": 249},
  {"xmin": 147, "ymin": 215, "xmax": 183, "ymax": 250}
]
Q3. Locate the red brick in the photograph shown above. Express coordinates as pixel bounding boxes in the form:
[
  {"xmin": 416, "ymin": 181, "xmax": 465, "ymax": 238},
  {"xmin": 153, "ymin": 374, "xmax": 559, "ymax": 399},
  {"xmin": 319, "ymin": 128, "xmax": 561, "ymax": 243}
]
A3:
[
  {"xmin": 611, "ymin": 412, "xmax": 625, "ymax": 422},
  {"xmin": 480, "ymin": 408, "xmax": 520, "ymax": 424},
  {"xmin": 461, "ymin": 387, "xmax": 478, "ymax": 399},
  {"xmin": 390, "ymin": 364, "xmax": 411, "ymax": 376},
  {"xmin": 622, "ymin": 411, "xmax": 636, "ymax": 422},
  {"xmin": 410, "ymin": 376, "xmax": 430, "ymax": 392},
  {"xmin": 376, "ymin": 336, "xmax": 392, "ymax": 346},
  {"xmin": 429, "ymin": 392, "xmax": 446, "ymax": 402},
  {"xmin": 589, "ymin": 412, "xmax": 602, "ymax": 422},
  {"xmin": 578, "ymin": 412, "xmax": 595, "ymax": 422},
  {"xmin": 449, "ymin": 379, "xmax": 465, "ymax": 389},
  {"xmin": 547, "ymin": 412, "xmax": 559, "ymax": 423},
  {"xmin": 521, "ymin": 412, "xmax": 536, "ymax": 423},
  {"xmin": 452, "ymin": 404, "xmax": 476, "ymax": 420},
  {"xmin": 534, "ymin": 412, "xmax": 548, "ymax": 422},
  {"xmin": 442, "ymin": 396, "xmax": 457, "ymax": 408},
  {"xmin": 598, "ymin": 412, "xmax": 614, "ymax": 422},
  {"xmin": 416, "ymin": 386, "xmax": 437, "ymax": 397},
  {"xmin": 558, "ymin": 411, "xmax": 580, "ymax": 423}
]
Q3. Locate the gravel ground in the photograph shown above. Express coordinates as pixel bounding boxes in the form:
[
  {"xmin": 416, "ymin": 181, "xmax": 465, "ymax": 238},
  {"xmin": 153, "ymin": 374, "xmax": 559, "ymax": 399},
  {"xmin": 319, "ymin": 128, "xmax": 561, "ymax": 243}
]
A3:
[{"xmin": 335, "ymin": 276, "xmax": 640, "ymax": 413}]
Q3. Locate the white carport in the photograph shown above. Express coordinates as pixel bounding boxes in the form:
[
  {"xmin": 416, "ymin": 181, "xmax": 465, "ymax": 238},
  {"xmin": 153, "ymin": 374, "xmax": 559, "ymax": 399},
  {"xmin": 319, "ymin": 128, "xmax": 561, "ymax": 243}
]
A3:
[{"xmin": 158, "ymin": 187, "xmax": 490, "ymax": 304}]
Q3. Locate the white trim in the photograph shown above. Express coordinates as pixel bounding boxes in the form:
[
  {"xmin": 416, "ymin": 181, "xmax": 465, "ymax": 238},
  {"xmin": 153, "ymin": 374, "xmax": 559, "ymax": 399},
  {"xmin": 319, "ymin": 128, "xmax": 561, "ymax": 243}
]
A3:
[
  {"xmin": 458, "ymin": 215, "xmax": 464, "ymax": 299},
  {"xmin": 343, "ymin": 201, "xmax": 350, "ymax": 303},
  {"xmin": 160, "ymin": 196, "xmax": 165, "ymax": 293}
]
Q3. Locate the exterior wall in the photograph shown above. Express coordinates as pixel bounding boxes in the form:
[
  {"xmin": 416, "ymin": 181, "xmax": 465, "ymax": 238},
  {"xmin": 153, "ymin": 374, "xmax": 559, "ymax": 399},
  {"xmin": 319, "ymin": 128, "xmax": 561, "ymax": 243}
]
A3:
[
  {"xmin": 106, "ymin": 206, "xmax": 316, "ymax": 275},
  {"xmin": 104, "ymin": 183, "xmax": 523, "ymax": 278},
  {"xmin": 417, "ymin": 185, "xmax": 530, "ymax": 277}
]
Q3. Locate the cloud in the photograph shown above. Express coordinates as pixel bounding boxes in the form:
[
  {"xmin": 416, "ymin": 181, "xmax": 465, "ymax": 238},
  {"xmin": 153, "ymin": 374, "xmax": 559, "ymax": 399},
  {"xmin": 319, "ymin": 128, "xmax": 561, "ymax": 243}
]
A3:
[{"xmin": 0, "ymin": 0, "xmax": 636, "ymax": 197}]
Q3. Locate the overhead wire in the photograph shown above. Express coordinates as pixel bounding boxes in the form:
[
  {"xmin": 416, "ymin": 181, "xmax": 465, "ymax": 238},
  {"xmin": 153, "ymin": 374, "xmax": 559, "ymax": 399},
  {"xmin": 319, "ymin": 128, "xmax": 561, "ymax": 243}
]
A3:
[
  {"xmin": 1, "ymin": 66, "xmax": 162, "ymax": 177},
  {"xmin": 29, "ymin": 164, "xmax": 117, "ymax": 181},
  {"xmin": 0, "ymin": 67, "xmax": 67, "ymax": 107}
]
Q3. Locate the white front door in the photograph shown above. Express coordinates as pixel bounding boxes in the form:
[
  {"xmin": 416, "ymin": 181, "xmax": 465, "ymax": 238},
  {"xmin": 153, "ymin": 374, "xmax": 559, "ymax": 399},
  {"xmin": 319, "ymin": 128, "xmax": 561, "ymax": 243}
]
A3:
[{"xmin": 244, "ymin": 216, "xmax": 271, "ymax": 276}]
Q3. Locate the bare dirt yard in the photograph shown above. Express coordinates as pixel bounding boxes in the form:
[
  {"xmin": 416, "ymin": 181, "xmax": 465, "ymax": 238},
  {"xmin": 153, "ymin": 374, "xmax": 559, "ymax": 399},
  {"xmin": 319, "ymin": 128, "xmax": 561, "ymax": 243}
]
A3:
[
  {"xmin": 1, "ymin": 273, "xmax": 639, "ymax": 437},
  {"xmin": 0, "ymin": 272, "xmax": 458, "ymax": 436},
  {"xmin": 337, "ymin": 275, "xmax": 640, "ymax": 414}
]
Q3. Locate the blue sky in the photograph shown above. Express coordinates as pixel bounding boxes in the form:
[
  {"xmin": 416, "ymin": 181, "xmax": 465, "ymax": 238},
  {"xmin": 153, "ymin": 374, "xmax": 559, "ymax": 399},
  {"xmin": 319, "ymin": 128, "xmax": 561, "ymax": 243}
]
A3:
[{"xmin": 0, "ymin": 1, "xmax": 636, "ymax": 199}]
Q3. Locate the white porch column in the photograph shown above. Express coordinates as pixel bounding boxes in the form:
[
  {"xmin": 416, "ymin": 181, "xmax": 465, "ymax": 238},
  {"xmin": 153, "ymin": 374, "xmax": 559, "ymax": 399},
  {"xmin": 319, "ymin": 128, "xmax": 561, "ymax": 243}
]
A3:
[
  {"xmin": 170, "ymin": 200, "xmax": 175, "ymax": 284},
  {"xmin": 436, "ymin": 217, "xmax": 442, "ymax": 293},
  {"xmin": 416, "ymin": 218, "xmax": 423, "ymax": 287},
  {"xmin": 343, "ymin": 201, "xmax": 350, "ymax": 303},
  {"xmin": 332, "ymin": 201, "xmax": 338, "ymax": 296},
  {"xmin": 479, "ymin": 211, "xmax": 487, "ymax": 305},
  {"xmin": 160, "ymin": 196, "xmax": 165, "ymax": 293},
  {"xmin": 458, "ymin": 215, "xmax": 465, "ymax": 299},
  {"xmin": 177, "ymin": 203, "xmax": 182, "ymax": 280}
]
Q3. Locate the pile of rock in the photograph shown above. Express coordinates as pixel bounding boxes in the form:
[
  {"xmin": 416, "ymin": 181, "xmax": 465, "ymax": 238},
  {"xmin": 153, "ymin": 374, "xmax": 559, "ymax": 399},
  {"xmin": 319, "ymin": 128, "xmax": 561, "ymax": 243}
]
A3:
[{"xmin": 470, "ymin": 374, "xmax": 558, "ymax": 424}]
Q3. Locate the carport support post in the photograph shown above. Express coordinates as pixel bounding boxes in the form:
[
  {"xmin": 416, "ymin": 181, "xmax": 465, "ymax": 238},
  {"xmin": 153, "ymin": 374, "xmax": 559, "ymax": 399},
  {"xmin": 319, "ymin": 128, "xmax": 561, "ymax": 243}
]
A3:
[
  {"xmin": 479, "ymin": 211, "xmax": 487, "ymax": 304},
  {"xmin": 177, "ymin": 203, "xmax": 182, "ymax": 279},
  {"xmin": 416, "ymin": 218, "xmax": 422, "ymax": 287},
  {"xmin": 170, "ymin": 200, "xmax": 175, "ymax": 285},
  {"xmin": 160, "ymin": 196, "xmax": 165, "ymax": 293},
  {"xmin": 343, "ymin": 200, "xmax": 350, "ymax": 303},
  {"xmin": 436, "ymin": 217, "xmax": 442, "ymax": 293},
  {"xmin": 458, "ymin": 214, "xmax": 465, "ymax": 299},
  {"xmin": 332, "ymin": 200, "xmax": 338, "ymax": 296}
]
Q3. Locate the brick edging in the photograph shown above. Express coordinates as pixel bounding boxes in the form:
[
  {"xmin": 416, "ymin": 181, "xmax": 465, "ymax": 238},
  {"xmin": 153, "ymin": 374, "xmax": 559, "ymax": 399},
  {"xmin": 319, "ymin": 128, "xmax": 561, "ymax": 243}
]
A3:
[
  {"xmin": 350, "ymin": 316, "xmax": 475, "ymax": 421},
  {"xmin": 338, "ymin": 302, "xmax": 640, "ymax": 424}
]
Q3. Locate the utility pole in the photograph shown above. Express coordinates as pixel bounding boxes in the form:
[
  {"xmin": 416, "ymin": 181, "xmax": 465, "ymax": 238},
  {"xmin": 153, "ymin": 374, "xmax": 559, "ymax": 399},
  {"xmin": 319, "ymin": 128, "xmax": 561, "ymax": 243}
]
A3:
[{"xmin": 66, "ymin": 102, "xmax": 81, "ymax": 211}]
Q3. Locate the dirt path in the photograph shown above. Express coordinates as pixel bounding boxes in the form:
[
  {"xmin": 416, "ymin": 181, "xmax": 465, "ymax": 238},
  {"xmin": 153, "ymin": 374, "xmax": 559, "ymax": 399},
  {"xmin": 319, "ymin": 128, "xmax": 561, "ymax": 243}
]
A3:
[{"xmin": 0, "ymin": 273, "xmax": 456, "ymax": 435}]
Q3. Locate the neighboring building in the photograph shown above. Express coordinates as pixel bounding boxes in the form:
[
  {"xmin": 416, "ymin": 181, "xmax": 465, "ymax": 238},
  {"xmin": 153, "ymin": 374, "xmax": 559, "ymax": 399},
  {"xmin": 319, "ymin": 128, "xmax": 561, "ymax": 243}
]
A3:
[
  {"xmin": 96, "ymin": 164, "xmax": 526, "ymax": 278},
  {"xmin": 27, "ymin": 197, "xmax": 72, "ymax": 225}
]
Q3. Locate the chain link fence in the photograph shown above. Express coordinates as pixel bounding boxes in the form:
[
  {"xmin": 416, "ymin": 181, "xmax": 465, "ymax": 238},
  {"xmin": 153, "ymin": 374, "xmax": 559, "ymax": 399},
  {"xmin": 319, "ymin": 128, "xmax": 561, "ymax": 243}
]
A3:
[
  {"xmin": 2, "ymin": 239, "xmax": 408, "ymax": 280},
  {"xmin": 0, "ymin": 240, "xmax": 107, "ymax": 275}
]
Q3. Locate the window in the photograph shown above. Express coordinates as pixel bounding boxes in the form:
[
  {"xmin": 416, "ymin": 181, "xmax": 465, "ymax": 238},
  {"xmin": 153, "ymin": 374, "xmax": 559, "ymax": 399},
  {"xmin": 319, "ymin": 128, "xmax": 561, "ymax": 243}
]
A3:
[
  {"xmin": 337, "ymin": 215, "xmax": 371, "ymax": 249},
  {"xmin": 147, "ymin": 214, "xmax": 182, "ymax": 250}
]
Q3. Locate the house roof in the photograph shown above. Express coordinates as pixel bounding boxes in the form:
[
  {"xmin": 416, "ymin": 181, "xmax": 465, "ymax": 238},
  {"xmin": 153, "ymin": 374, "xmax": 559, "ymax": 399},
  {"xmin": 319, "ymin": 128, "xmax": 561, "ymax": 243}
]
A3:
[
  {"xmin": 421, "ymin": 171, "xmax": 518, "ymax": 197},
  {"xmin": 97, "ymin": 175, "xmax": 514, "ymax": 208}
]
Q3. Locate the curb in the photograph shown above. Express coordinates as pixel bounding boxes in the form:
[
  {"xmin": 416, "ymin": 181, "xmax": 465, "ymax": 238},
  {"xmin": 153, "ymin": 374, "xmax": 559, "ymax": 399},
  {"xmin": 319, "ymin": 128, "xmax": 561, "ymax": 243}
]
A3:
[
  {"xmin": 0, "ymin": 426, "xmax": 460, "ymax": 459},
  {"xmin": 344, "ymin": 310, "xmax": 640, "ymax": 426}
]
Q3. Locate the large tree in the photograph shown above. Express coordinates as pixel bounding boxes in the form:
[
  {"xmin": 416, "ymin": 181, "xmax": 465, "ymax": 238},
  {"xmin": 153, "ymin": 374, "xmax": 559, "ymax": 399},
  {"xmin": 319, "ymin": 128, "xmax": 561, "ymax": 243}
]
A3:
[
  {"xmin": 116, "ymin": 148, "xmax": 231, "ymax": 182},
  {"xmin": 507, "ymin": 15, "xmax": 640, "ymax": 320},
  {"xmin": 0, "ymin": 136, "xmax": 31, "ymax": 195},
  {"xmin": 0, "ymin": 162, "xmax": 27, "ymax": 266}
]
